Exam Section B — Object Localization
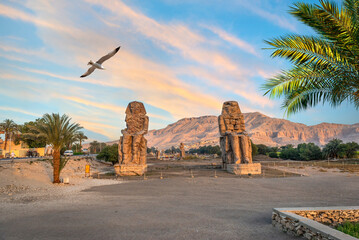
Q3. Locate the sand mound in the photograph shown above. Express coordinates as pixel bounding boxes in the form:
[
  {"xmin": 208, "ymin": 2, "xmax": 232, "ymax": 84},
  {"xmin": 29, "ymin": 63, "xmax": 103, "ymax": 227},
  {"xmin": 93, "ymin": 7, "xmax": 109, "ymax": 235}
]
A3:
[{"xmin": 0, "ymin": 158, "xmax": 117, "ymax": 200}]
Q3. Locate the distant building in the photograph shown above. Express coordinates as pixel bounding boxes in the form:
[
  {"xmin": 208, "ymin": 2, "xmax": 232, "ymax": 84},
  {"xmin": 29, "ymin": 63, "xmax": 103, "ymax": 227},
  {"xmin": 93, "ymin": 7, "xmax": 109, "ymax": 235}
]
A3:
[{"xmin": 0, "ymin": 138, "xmax": 45, "ymax": 158}]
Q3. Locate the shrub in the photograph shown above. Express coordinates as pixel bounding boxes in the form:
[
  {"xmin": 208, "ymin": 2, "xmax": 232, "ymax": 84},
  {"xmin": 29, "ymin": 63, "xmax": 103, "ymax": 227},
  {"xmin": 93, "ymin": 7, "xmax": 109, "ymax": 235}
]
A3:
[
  {"xmin": 336, "ymin": 222, "xmax": 359, "ymax": 238},
  {"xmin": 251, "ymin": 141, "xmax": 258, "ymax": 156},
  {"xmin": 97, "ymin": 144, "xmax": 118, "ymax": 165},
  {"xmin": 189, "ymin": 145, "xmax": 221, "ymax": 155},
  {"xmin": 256, "ymin": 144, "xmax": 269, "ymax": 155},
  {"xmin": 268, "ymin": 152, "xmax": 278, "ymax": 158}
]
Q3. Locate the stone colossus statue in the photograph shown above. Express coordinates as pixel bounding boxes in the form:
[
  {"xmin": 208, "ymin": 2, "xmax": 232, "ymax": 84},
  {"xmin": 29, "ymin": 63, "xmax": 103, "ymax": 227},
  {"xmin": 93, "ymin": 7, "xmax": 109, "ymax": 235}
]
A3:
[
  {"xmin": 118, "ymin": 101, "xmax": 149, "ymax": 165},
  {"xmin": 218, "ymin": 101, "xmax": 252, "ymax": 167}
]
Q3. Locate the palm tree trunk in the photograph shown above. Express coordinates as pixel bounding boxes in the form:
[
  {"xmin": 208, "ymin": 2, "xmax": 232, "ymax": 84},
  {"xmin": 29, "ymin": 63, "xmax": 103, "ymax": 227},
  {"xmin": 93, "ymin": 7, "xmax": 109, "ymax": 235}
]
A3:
[
  {"xmin": 53, "ymin": 149, "xmax": 61, "ymax": 183},
  {"xmin": 4, "ymin": 134, "xmax": 8, "ymax": 152}
]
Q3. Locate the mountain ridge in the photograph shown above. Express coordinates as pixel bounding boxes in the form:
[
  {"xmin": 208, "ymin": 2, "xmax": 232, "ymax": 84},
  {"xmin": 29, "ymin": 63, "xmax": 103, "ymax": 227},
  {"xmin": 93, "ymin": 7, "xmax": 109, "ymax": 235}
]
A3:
[{"xmin": 146, "ymin": 112, "xmax": 359, "ymax": 149}]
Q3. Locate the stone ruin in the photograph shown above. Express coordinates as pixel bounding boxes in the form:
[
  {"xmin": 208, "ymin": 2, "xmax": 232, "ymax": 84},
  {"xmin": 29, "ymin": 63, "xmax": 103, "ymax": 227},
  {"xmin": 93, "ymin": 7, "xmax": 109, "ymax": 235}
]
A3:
[
  {"xmin": 179, "ymin": 143, "xmax": 185, "ymax": 159},
  {"xmin": 218, "ymin": 101, "xmax": 261, "ymax": 175},
  {"xmin": 114, "ymin": 101, "xmax": 149, "ymax": 176},
  {"xmin": 156, "ymin": 148, "xmax": 160, "ymax": 160}
]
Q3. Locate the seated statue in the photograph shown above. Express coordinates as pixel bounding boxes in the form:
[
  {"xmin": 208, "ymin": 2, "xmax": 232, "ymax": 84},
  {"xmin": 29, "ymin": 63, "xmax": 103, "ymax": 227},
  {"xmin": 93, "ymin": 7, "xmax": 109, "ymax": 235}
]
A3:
[
  {"xmin": 118, "ymin": 101, "xmax": 149, "ymax": 166},
  {"xmin": 218, "ymin": 101, "xmax": 252, "ymax": 167}
]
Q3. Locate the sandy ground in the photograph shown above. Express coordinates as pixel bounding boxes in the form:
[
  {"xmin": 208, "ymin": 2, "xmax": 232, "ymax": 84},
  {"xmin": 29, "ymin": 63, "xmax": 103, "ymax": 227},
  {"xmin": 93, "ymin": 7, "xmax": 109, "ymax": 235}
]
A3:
[
  {"xmin": 267, "ymin": 165, "xmax": 359, "ymax": 177},
  {"xmin": 0, "ymin": 158, "xmax": 120, "ymax": 203},
  {"xmin": 0, "ymin": 159, "xmax": 358, "ymax": 239}
]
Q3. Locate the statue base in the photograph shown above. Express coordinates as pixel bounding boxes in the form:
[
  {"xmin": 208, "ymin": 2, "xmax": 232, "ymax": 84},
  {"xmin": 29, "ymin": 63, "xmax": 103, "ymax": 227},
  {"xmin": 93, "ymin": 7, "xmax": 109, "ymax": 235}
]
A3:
[
  {"xmin": 114, "ymin": 164, "xmax": 147, "ymax": 176},
  {"xmin": 226, "ymin": 163, "xmax": 261, "ymax": 175}
]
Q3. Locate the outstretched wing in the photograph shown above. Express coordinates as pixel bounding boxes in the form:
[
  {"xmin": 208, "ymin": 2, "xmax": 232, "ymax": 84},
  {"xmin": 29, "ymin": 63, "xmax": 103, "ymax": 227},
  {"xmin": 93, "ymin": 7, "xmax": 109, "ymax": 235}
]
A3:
[
  {"xmin": 80, "ymin": 66, "xmax": 96, "ymax": 78},
  {"xmin": 96, "ymin": 46, "xmax": 121, "ymax": 64}
]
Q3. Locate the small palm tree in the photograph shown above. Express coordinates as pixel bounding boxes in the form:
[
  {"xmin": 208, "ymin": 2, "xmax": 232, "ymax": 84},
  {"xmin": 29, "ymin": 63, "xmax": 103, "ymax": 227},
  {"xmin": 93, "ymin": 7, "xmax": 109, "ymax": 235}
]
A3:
[
  {"xmin": 75, "ymin": 132, "xmax": 88, "ymax": 151},
  {"xmin": 35, "ymin": 113, "xmax": 82, "ymax": 183},
  {"xmin": 90, "ymin": 141, "xmax": 100, "ymax": 154},
  {"xmin": 0, "ymin": 119, "xmax": 18, "ymax": 152},
  {"xmin": 323, "ymin": 138, "xmax": 343, "ymax": 159},
  {"xmin": 264, "ymin": 0, "xmax": 359, "ymax": 115}
]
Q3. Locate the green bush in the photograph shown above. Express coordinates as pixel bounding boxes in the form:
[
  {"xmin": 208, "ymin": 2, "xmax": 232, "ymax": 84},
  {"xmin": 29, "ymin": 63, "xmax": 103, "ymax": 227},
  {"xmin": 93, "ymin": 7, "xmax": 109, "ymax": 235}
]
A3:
[
  {"xmin": 336, "ymin": 222, "xmax": 359, "ymax": 238},
  {"xmin": 251, "ymin": 141, "xmax": 258, "ymax": 156},
  {"xmin": 279, "ymin": 143, "xmax": 323, "ymax": 161},
  {"xmin": 97, "ymin": 144, "xmax": 118, "ymax": 165},
  {"xmin": 189, "ymin": 145, "xmax": 221, "ymax": 155},
  {"xmin": 268, "ymin": 152, "xmax": 278, "ymax": 158}
]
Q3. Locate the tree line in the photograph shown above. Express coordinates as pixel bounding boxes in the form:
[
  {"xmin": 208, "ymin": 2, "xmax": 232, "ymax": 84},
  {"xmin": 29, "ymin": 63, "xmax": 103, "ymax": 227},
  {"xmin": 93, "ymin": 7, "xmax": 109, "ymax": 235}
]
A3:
[
  {"xmin": 0, "ymin": 118, "xmax": 88, "ymax": 154},
  {"xmin": 257, "ymin": 139, "xmax": 359, "ymax": 160}
]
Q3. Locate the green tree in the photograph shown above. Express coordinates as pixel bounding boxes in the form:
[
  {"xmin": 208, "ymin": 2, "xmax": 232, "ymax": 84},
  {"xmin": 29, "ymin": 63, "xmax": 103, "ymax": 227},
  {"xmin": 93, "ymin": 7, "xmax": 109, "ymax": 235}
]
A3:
[
  {"xmin": 0, "ymin": 119, "xmax": 18, "ymax": 152},
  {"xmin": 264, "ymin": 0, "xmax": 359, "ymax": 115},
  {"xmin": 188, "ymin": 145, "xmax": 221, "ymax": 155},
  {"xmin": 20, "ymin": 119, "xmax": 47, "ymax": 148},
  {"xmin": 251, "ymin": 141, "xmax": 258, "ymax": 156},
  {"xmin": 97, "ymin": 144, "xmax": 118, "ymax": 165},
  {"xmin": 268, "ymin": 152, "xmax": 279, "ymax": 158},
  {"xmin": 72, "ymin": 143, "xmax": 81, "ymax": 153},
  {"xmin": 257, "ymin": 144, "xmax": 270, "ymax": 155},
  {"xmin": 341, "ymin": 142, "xmax": 359, "ymax": 158},
  {"xmin": 279, "ymin": 145, "xmax": 299, "ymax": 160},
  {"xmin": 90, "ymin": 141, "xmax": 100, "ymax": 153},
  {"xmin": 323, "ymin": 138, "xmax": 343, "ymax": 159},
  {"xmin": 297, "ymin": 143, "xmax": 323, "ymax": 160},
  {"xmin": 75, "ymin": 131, "xmax": 88, "ymax": 150},
  {"xmin": 33, "ymin": 113, "xmax": 82, "ymax": 183}
]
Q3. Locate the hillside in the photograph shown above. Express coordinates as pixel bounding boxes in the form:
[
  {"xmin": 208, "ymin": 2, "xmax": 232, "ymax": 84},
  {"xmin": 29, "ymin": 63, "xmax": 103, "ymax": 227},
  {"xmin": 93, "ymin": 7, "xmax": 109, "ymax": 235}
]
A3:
[{"xmin": 146, "ymin": 112, "xmax": 359, "ymax": 149}]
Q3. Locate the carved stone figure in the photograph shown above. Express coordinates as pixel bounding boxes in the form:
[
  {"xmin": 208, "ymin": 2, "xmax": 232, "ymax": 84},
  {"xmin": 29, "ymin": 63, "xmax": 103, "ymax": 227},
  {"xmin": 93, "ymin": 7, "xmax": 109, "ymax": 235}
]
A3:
[
  {"xmin": 116, "ymin": 101, "xmax": 149, "ymax": 176},
  {"xmin": 156, "ymin": 148, "xmax": 160, "ymax": 160},
  {"xmin": 179, "ymin": 142, "xmax": 185, "ymax": 159},
  {"xmin": 218, "ymin": 101, "xmax": 252, "ymax": 167}
]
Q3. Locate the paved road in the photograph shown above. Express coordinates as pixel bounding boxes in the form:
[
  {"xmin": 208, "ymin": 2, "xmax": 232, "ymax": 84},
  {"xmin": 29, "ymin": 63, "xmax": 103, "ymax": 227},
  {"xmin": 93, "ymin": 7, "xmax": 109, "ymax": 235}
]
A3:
[{"xmin": 1, "ymin": 174, "xmax": 358, "ymax": 239}]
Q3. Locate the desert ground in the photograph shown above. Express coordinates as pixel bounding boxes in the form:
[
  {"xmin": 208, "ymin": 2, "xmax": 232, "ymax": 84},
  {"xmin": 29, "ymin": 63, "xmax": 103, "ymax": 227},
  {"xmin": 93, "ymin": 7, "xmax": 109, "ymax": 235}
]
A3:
[{"xmin": 0, "ymin": 157, "xmax": 358, "ymax": 240}]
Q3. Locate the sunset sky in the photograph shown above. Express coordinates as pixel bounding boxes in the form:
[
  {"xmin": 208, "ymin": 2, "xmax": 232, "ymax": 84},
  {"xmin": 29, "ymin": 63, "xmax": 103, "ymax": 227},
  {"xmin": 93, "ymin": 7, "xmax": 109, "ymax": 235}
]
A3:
[{"xmin": 0, "ymin": 0, "xmax": 357, "ymax": 142}]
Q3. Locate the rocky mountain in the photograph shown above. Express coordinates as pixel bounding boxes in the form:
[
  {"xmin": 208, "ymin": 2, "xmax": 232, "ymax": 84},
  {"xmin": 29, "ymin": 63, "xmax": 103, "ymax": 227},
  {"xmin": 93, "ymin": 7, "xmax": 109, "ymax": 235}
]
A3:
[{"xmin": 146, "ymin": 112, "xmax": 359, "ymax": 149}]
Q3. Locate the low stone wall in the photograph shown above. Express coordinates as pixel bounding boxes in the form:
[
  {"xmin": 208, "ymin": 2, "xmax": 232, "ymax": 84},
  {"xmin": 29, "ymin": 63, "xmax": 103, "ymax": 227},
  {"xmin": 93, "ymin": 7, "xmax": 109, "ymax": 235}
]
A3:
[{"xmin": 272, "ymin": 207, "xmax": 359, "ymax": 240}]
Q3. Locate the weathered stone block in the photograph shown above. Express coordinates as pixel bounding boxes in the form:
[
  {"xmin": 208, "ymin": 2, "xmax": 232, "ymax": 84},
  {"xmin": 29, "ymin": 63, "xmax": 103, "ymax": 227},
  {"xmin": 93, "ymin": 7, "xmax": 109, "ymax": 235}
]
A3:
[
  {"xmin": 114, "ymin": 164, "xmax": 147, "ymax": 176},
  {"xmin": 226, "ymin": 163, "xmax": 261, "ymax": 175}
]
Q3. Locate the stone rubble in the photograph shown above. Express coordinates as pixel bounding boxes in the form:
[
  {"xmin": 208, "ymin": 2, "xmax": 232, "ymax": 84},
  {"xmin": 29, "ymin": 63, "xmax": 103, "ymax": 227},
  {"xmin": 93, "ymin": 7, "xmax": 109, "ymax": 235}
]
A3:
[{"xmin": 293, "ymin": 210, "xmax": 359, "ymax": 227}]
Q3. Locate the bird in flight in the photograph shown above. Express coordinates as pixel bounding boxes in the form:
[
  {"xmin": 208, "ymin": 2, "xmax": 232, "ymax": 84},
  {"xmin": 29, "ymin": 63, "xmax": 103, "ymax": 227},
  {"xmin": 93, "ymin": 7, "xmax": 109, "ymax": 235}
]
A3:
[{"xmin": 80, "ymin": 46, "xmax": 121, "ymax": 78}]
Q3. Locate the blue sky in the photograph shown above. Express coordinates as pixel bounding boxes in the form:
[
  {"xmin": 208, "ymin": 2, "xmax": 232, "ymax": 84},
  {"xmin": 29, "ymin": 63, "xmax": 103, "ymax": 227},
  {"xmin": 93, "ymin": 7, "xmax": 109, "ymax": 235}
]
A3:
[{"xmin": 0, "ymin": 0, "xmax": 358, "ymax": 142}]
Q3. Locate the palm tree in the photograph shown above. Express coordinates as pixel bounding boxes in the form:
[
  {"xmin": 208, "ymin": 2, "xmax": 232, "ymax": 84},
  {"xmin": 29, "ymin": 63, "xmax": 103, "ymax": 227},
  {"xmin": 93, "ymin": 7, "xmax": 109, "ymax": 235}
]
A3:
[
  {"xmin": 90, "ymin": 141, "xmax": 100, "ymax": 154},
  {"xmin": 264, "ymin": 0, "xmax": 359, "ymax": 115},
  {"xmin": 34, "ymin": 113, "xmax": 82, "ymax": 183},
  {"xmin": 322, "ymin": 138, "xmax": 343, "ymax": 159},
  {"xmin": 0, "ymin": 119, "xmax": 18, "ymax": 152},
  {"xmin": 75, "ymin": 132, "xmax": 88, "ymax": 151}
]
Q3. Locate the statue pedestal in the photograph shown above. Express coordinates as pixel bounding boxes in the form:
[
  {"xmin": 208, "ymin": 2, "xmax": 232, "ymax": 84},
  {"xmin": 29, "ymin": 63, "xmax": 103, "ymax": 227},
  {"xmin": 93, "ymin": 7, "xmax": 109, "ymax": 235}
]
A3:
[
  {"xmin": 114, "ymin": 164, "xmax": 147, "ymax": 176},
  {"xmin": 227, "ymin": 163, "xmax": 261, "ymax": 175}
]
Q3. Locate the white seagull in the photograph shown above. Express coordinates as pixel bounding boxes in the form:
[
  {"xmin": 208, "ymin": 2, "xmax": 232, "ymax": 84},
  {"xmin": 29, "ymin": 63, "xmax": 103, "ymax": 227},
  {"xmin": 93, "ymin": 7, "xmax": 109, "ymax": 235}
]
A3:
[{"xmin": 80, "ymin": 46, "xmax": 121, "ymax": 78}]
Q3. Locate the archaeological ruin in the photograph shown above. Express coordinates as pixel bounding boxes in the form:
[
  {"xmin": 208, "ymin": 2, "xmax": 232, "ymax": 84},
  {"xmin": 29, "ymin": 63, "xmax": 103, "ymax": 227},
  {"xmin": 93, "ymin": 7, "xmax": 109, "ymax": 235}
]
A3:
[
  {"xmin": 114, "ymin": 101, "xmax": 149, "ymax": 176},
  {"xmin": 179, "ymin": 142, "xmax": 185, "ymax": 159},
  {"xmin": 218, "ymin": 101, "xmax": 261, "ymax": 175}
]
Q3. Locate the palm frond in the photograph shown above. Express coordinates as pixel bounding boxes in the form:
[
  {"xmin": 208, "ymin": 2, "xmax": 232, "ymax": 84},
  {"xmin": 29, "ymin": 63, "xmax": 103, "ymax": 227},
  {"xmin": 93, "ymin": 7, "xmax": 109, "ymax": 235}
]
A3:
[{"xmin": 263, "ymin": 0, "xmax": 359, "ymax": 115}]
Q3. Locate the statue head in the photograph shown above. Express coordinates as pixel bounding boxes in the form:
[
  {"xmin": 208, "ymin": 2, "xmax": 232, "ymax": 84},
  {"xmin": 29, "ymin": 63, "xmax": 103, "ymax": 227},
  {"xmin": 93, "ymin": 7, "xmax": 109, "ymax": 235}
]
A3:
[
  {"xmin": 125, "ymin": 101, "xmax": 147, "ymax": 116},
  {"xmin": 221, "ymin": 101, "xmax": 241, "ymax": 115}
]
